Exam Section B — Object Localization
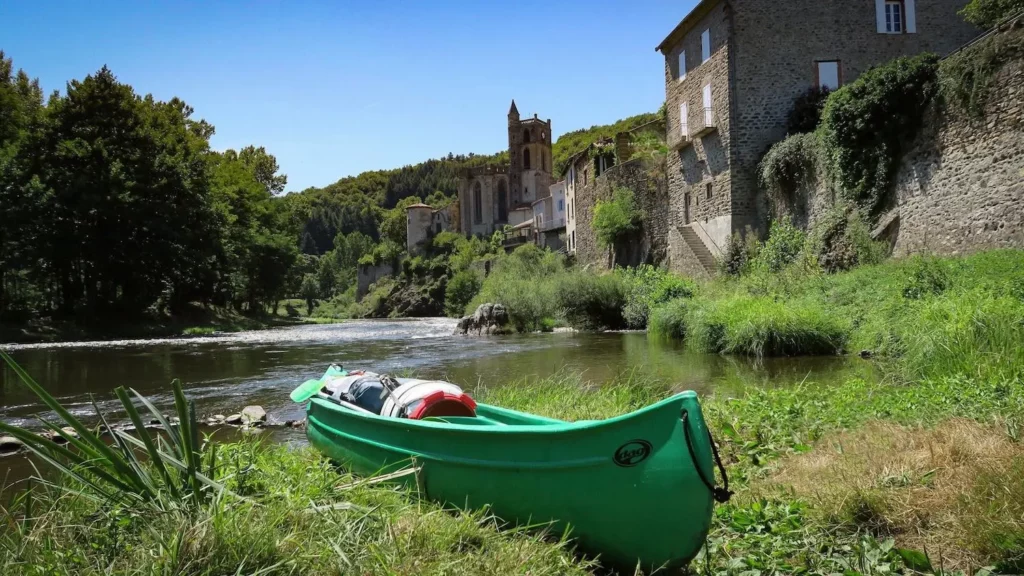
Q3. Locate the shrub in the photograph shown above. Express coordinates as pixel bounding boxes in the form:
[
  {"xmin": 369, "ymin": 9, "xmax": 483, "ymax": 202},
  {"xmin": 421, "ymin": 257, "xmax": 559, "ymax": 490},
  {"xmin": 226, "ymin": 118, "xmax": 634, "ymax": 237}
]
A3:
[
  {"xmin": 685, "ymin": 295, "xmax": 849, "ymax": 357},
  {"xmin": 804, "ymin": 205, "xmax": 887, "ymax": 273},
  {"xmin": 750, "ymin": 218, "xmax": 807, "ymax": 274},
  {"xmin": 470, "ymin": 245, "xmax": 564, "ymax": 332},
  {"xmin": 960, "ymin": 0, "xmax": 1024, "ymax": 28},
  {"xmin": 648, "ymin": 299, "xmax": 689, "ymax": 341},
  {"xmin": 444, "ymin": 269, "xmax": 481, "ymax": 317},
  {"xmin": 786, "ymin": 86, "xmax": 831, "ymax": 134},
  {"xmin": 554, "ymin": 271, "xmax": 627, "ymax": 331},
  {"xmin": 718, "ymin": 231, "xmax": 760, "ymax": 276},
  {"xmin": 593, "ymin": 186, "xmax": 643, "ymax": 249},
  {"xmin": 940, "ymin": 23, "xmax": 1024, "ymax": 117},
  {"xmin": 618, "ymin": 265, "xmax": 695, "ymax": 329},
  {"xmin": 819, "ymin": 53, "xmax": 940, "ymax": 215},
  {"xmin": 901, "ymin": 256, "xmax": 954, "ymax": 300},
  {"xmin": 758, "ymin": 133, "xmax": 821, "ymax": 205}
]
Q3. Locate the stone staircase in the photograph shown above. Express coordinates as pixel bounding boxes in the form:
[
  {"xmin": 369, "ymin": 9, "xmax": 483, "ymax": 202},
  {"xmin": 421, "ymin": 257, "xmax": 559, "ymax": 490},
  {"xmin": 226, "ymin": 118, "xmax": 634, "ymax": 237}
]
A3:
[{"xmin": 679, "ymin": 225, "xmax": 717, "ymax": 275}]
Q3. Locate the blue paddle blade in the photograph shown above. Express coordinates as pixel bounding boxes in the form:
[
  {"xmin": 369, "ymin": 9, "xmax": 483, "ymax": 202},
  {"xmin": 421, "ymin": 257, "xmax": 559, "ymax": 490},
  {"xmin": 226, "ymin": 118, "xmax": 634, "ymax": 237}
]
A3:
[{"xmin": 290, "ymin": 379, "xmax": 324, "ymax": 403}]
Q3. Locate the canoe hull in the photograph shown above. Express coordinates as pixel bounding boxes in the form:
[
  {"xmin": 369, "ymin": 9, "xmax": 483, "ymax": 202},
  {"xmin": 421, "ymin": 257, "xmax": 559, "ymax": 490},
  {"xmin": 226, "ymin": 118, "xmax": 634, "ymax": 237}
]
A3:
[{"xmin": 306, "ymin": 391, "xmax": 715, "ymax": 570}]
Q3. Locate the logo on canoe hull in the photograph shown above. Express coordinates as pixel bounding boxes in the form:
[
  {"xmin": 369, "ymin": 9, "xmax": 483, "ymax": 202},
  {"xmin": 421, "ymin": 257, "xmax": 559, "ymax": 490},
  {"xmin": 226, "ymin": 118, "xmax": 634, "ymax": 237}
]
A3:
[{"xmin": 614, "ymin": 439, "xmax": 652, "ymax": 467}]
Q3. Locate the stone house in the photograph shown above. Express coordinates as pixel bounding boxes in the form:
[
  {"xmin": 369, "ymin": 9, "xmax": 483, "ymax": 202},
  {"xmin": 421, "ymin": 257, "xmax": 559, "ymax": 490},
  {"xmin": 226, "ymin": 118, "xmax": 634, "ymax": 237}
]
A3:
[
  {"xmin": 532, "ymin": 181, "xmax": 567, "ymax": 250},
  {"xmin": 656, "ymin": 0, "xmax": 978, "ymax": 277},
  {"xmin": 456, "ymin": 101, "xmax": 555, "ymax": 238},
  {"xmin": 405, "ymin": 202, "xmax": 456, "ymax": 255},
  {"xmin": 564, "ymin": 139, "xmax": 617, "ymax": 255}
]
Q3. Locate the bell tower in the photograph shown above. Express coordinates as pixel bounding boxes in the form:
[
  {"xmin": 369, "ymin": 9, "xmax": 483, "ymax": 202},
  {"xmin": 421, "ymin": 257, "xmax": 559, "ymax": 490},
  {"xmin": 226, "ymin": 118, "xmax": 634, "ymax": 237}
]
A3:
[{"xmin": 506, "ymin": 100, "xmax": 553, "ymax": 205}]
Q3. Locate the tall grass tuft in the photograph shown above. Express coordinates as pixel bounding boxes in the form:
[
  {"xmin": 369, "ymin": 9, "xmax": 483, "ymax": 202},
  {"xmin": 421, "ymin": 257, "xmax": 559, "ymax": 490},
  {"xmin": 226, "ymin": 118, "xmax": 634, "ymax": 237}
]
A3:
[{"xmin": 0, "ymin": 350, "xmax": 223, "ymax": 508}]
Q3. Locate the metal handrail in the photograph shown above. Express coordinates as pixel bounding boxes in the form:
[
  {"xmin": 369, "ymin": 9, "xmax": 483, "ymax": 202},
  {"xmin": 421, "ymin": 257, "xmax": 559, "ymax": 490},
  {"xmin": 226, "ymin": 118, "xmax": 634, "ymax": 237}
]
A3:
[{"xmin": 689, "ymin": 219, "xmax": 721, "ymax": 254}]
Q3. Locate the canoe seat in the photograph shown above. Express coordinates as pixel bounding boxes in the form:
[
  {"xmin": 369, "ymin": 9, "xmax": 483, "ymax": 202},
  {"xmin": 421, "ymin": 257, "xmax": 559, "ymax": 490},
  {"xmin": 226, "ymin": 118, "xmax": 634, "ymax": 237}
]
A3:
[{"xmin": 422, "ymin": 415, "xmax": 505, "ymax": 426}]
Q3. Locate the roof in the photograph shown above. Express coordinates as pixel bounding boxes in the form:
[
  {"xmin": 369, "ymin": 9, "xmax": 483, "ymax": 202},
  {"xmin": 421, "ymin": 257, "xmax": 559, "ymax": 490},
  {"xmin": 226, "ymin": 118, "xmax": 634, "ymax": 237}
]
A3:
[
  {"xmin": 656, "ymin": 0, "xmax": 721, "ymax": 54},
  {"xmin": 509, "ymin": 99, "xmax": 519, "ymax": 116},
  {"xmin": 405, "ymin": 203, "xmax": 432, "ymax": 209},
  {"xmin": 511, "ymin": 218, "xmax": 535, "ymax": 231},
  {"xmin": 510, "ymin": 203, "xmax": 532, "ymax": 211}
]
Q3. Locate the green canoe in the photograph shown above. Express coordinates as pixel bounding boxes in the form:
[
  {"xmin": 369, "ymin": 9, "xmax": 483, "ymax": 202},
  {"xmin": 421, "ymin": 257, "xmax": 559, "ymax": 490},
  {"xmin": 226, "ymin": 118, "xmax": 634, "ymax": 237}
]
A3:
[{"xmin": 304, "ymin": 385, "xmax": 727, "ymax": 570}]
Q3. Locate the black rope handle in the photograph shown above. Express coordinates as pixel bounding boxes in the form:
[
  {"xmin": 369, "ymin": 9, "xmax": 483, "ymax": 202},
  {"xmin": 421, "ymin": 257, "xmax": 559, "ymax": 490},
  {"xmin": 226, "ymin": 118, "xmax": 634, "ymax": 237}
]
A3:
[{"xmin": 682, "ymin": 410, "xmax": 733, "ymax": 503}]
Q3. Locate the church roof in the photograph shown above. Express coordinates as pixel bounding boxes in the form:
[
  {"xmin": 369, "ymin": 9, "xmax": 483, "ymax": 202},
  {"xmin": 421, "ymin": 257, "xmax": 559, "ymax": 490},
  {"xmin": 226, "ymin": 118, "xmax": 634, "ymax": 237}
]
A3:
[
  {"xmin": 405, "ymin": 203, "xmax": 432, "ymax": 209},
  {"xmin": 509, "ymin": 99, "xmax": 519, "ymax": 116}
]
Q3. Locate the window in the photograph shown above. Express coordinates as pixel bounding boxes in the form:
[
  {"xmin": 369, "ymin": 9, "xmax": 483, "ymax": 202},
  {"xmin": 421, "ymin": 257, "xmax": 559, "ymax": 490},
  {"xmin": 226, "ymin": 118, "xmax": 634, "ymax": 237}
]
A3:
[
  {"xmin": 886, "ymin": 1, "xmax": 902, "ymax": 32},
  {"xmin": 680, "ymin": 102, "xmax": 688, "ymax": 136},
  {"xmin": 473, "ymin": 181, "xmax": 482, "ymax": 224},
  {"xmin": 558, "ymin": 199, "xmax": 564, "ymax": 212},
  {"xmin": 702, "ymin": 83, "xmax": 713, "ymax": 126},
  {"xmin": 701, "ymin": 29, "xmax": 710, "ymax": 62},
  {"xmin": 705, "ymin": 182, "xmax": 713, "ymax": 200},
  {"xmin": 523, "ymin": 148, "xmax": 531, "ymax": 170},
  {"xmin": 677, "ymin": 50, "xmax": 687, "ymax": 80},
  {"xmin": 817, "ymin": 61, "xmax": 841, "ymax": 90},
  {"xmin": 434, "ymin": 222, "xmax": 442, "ymax": 234},
  {"xmin": 542, "ymin": 154, "xmax": 546, "ymax": 172},
  {"xmin": 583, "ymin": 169, "xmax": 588, "ymax": 186},
  {"xmin": 877, "ymin": 0, "xmax": 915, "ymax": 33},
  {"xmin": 523, "ymin": 128, "xmax": 531, "ymax": 143}
]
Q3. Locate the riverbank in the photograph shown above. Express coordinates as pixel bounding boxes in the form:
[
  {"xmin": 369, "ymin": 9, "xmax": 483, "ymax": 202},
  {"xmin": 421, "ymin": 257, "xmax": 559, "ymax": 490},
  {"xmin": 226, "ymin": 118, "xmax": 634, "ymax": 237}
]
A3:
[
  {"xmin": 3, "ymin": 362, "xmax": 1021, "ymax": 573},
  {"xmin": 0, "ymin": 304, "xmax": 343, "ymax": 345}
]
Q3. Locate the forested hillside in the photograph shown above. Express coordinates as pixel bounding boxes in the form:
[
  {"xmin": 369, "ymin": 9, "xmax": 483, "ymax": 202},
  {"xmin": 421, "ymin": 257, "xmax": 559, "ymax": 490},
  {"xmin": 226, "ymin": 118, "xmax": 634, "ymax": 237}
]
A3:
[{"xmin": 0, "ymin": 50, "xmax": 655, "ymax": 333}]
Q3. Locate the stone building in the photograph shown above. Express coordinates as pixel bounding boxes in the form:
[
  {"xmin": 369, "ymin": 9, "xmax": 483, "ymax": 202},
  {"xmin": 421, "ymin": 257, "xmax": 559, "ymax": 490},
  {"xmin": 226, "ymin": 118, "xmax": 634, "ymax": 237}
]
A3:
[
  {"xmin": 532, "ymin": 180, "xmax": 567, "ymax": 250},
  {"xmin": 565, "ymin": 139, "xmax": 617, "ymax": 255},
  {"xmin": 405, "ymin": 202, "xmax": 456, "ymax": 255},
  {"xmin": 457, "ymin": 101, "xmax": 554, "ymax": 237},
  {"xmin": 656, "ymin": 0, "xmax": 978, "ymax": 277}
]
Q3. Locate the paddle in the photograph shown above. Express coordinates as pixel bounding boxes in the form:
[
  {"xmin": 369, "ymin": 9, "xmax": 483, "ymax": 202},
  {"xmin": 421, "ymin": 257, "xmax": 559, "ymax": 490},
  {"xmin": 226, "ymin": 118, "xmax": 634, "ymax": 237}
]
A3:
[{"xmin": 290, "ymin": 365, "xmax": 347, "ymax": 403}]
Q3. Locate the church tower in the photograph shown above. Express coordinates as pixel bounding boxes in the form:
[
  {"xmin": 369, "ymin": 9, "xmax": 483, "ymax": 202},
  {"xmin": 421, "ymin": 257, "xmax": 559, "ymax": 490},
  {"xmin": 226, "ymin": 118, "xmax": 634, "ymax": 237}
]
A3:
[{"xmin": 507, "ymin": 99, "xmax": 553, "ymax": 206}]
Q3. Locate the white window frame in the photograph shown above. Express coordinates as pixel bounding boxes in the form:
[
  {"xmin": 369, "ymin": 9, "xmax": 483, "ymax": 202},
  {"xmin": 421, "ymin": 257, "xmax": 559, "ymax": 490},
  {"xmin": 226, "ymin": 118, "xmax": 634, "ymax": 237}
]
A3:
[
  {"xmin": 877, "ymin": 0, "xmax": 915, "ymax": 34},
  {"xmin": 702, "ymin": 83, "xmax": 712, "ymax": 126},
  {"xmin": 701, "ymin": 29, "xmax": 711, "ymax": 63},
  {"xmin": 678, "ymin": 50, "xmax": 687, "ymax": 81},
  {"xmin": 679, "ymin": 102, "xmax": 689, "ymax": 136}
]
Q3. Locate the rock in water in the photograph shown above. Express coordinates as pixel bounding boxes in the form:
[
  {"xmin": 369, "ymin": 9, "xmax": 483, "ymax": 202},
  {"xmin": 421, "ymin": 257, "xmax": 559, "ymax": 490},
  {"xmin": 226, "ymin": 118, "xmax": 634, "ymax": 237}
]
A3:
[
  {"xmin": 241, "ymin": 405, "xmax": 267, "ymax": 425},
  {"xmin": 225, "ymin": 413, "xmax": 243, "ymax": 425},
  {"xmin": 455, "ymin": 303, "xmax": 511, "ymax": 335},
  {"xmin": 0, "ymin": 436, "xmax": 23, "ymax": 456}
]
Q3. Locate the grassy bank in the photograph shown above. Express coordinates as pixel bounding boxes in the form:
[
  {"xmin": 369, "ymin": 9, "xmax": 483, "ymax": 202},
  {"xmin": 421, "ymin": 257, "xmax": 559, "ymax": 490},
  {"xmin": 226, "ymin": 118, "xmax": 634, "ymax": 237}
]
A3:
[{"xmin": 650, "ymin": 250, "xmax": 1024, "ymax": 366}]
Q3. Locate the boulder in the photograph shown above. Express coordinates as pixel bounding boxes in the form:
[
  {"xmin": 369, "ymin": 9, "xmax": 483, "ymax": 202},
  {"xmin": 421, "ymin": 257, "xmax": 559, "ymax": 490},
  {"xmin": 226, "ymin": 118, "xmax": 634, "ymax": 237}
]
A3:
[
  {"xmin": 240, "ymin": 405, "xmax": 267, "ymax": 425},
  {"xmin": 213, "ymin": 414, "xmax": 226, "ymax": 421},
  {"xmin": 455, "ymin": 303, "xmax": 511, "ymax": 336},
  {"xmin": 0, "ymin": 436, "xmax": 23, "ymax": 456},
  {"xmin": 225, "ymin": 413, "xmax": 243, "ymax": 425}
]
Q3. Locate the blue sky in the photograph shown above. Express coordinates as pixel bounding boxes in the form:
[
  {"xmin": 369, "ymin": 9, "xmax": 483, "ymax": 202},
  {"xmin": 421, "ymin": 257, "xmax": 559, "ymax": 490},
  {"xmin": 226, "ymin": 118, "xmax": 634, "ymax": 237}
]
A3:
[{"xmin": 1, "ymin": 0, "xmax": 695, "ymax": 192}]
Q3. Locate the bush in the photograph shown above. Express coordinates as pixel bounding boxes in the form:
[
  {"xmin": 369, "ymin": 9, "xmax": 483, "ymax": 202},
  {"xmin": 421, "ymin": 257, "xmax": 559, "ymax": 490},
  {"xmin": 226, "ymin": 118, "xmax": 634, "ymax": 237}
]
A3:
[
  {"xmin": 786, "ymin": 86, "xmax": 831, "ymax": 134},
  {"xmin": 819, "ymin": 53, "xmax": 939, "ymax": 215},
  {"xmin": 554, "ymin": 271, "xmax": 627, "ymax": 331},
  {"xmin": 940, "ymin": 23, "xmax": 1024, "ymax": 117},
  {"xmin": 618, "ymin": 265, "xmax": 695, "ymax": 329},
  {"xmin": 444, "ymin": 269, "xmax": 481, "ymax": 317},
  {"xmin": 470, "ymin": 245, "xmax": 564, "ymax": 332},
  {"xmin": 750, "ymin": 218, "xmax": 807, "ymax": 274},
  {"xmin": 960, "ymin": 0, "xmax": 1024, "ymax": 28},
  {"xmin": 648, "ymin": 299, "xmax": 689, "ymax": 341},
  {"xmin": 804, "ymin": 205, "xmax": 887, "ymax": 273},
  {"xmin": 718, "ymin": 232, "xmax": 760, "ymax": 276},
  {"xmin": 758, "ymin": 133, "xmax": 821, "ymax": 204},
  {"xmin": 593, "ymin": 186, "xmax": 643, "ymax": 249}
]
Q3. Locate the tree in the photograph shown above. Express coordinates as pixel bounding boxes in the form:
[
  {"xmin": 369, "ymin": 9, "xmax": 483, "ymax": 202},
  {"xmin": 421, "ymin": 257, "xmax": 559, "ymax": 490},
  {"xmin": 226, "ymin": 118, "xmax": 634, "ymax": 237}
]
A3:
[
  {"xmin": 379, "ymin": 196, "xmax": 421, "ymax": 247},
  {"xmin": 960, "ymin": 0, "xmax": 1024, "ymax": 28},
  {"xmin": 593, "ymin": 187, "xmax": 644, "ymax": 249},
  {"xmin": 237, "ymin": 145, "xmax": 287, "ymax": 195},
  {"xmin": 299, "ymin": 274, "xmax": 319, "ymax": 316}
]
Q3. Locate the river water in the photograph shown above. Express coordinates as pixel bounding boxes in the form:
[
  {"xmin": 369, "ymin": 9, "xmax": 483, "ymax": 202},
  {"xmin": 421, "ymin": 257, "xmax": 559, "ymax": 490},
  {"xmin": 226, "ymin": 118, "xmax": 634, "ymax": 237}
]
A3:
[{"xmin": 0, "ymin": 318, "xmax": 874, "ymax": 482}]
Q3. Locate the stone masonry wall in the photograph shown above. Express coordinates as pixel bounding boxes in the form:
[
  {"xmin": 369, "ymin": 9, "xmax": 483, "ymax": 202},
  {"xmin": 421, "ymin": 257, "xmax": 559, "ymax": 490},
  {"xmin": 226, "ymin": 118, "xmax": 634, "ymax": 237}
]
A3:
[
  {"xmin": 664, "ymin": 0, "xmax": 734, "ymax": 249},
  {"xmin": 730, "ymin": 0, "xmax": 978, "ymax": 236},
  {"xmin": 573, "ymin": 157, "xmax": 670, "ymax": 269},
  {"xmin": 892, "ymin": 57, "xmax": 1024, "ymax": 256}
]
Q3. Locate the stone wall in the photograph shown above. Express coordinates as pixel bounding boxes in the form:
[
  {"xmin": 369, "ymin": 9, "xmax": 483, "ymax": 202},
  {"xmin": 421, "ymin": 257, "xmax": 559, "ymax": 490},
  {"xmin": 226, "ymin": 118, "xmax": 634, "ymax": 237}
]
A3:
[
  {"xmin": 891, "ymin": 57, "xmax": 1024, "ymax": 256},
  {"xmin": 730, "ymin": 0, "xmax": 978, "ymax": 236},
  {"xmin": 663, "ymin": 0, "xmax": 735, "ymax": 253},
  {"xmin": 356, "ymin": 262, "xmax": 395, "ymax": 298},
  {"xmin": 573, "ymin": 157, "xmax": 669, "ymax": 269}
]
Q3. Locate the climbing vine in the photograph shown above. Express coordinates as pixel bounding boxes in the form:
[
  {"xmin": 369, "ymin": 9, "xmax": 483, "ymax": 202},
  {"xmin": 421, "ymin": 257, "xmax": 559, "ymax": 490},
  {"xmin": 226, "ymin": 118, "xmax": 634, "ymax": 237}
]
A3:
[
  {"xmin": 818, "ymin": 53, "xmax": 940, "ymax": 216},
  {"xmin": 940, "ymin": 21, "xmax": 1024, "ymax": 117}
]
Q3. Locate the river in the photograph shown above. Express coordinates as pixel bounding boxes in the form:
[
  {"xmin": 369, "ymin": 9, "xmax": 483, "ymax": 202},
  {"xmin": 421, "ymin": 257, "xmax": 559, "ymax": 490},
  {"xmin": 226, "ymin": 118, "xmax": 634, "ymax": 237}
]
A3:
[{"xmin": 1, "ymin": 318, "xmax": 874, "ymax": 481}]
